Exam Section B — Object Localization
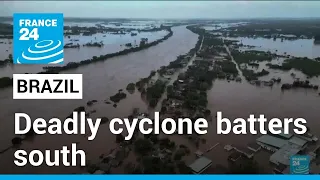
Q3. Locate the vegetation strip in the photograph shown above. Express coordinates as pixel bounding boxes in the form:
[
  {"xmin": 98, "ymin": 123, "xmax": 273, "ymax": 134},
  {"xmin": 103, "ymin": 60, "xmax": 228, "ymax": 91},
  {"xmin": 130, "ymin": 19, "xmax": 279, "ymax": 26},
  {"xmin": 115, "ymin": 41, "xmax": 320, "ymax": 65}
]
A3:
[{"xmin": 0, "ymin": 28, "xmax": 174, "ymax": 89}]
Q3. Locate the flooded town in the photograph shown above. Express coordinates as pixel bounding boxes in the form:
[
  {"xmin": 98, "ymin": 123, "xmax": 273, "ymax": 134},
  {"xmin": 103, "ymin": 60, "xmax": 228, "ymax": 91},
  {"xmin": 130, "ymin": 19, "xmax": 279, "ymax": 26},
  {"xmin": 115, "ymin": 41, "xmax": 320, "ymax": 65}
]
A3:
[{"xmin": 0, "ymin": 1, "xmax": 320, "ymax": 175}]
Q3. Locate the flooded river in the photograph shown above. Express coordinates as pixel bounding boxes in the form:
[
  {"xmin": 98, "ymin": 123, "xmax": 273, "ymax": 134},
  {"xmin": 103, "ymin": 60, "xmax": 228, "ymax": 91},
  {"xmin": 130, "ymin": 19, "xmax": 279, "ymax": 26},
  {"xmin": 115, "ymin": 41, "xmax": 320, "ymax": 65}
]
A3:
[
  {"xmin": 0, "ymin": 25, "xmax": 198, "ymax": 173},
  {"xmin": 0, "ymin": 30, "xmax": 167, "ymax": 77},
  {"xmin": 0, "ymin": 23, "xmax": 320, "ymax": 174}
]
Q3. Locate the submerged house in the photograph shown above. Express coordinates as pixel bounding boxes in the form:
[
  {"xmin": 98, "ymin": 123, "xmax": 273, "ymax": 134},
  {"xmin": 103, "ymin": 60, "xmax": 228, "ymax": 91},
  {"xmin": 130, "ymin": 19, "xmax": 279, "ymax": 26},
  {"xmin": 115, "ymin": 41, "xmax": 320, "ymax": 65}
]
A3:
[
  {"xmin": 188, "ymin": 156, "xmax": 212, "ymax": 174},
  {"xmin": 256, "ymin": 133, "xmax": 308, "ymax": 166}
]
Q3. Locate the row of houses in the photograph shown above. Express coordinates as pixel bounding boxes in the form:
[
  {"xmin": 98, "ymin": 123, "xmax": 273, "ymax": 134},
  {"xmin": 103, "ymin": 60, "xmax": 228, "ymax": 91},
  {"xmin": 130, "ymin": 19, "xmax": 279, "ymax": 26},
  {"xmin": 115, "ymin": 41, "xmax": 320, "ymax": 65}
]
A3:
[
  {"xmin": 256, "ymin": 132, "xmax": 309, "ymax": 166},
  {"xmin": 255, "ymin": 131, "xmax": 320, "ymax": 174}
]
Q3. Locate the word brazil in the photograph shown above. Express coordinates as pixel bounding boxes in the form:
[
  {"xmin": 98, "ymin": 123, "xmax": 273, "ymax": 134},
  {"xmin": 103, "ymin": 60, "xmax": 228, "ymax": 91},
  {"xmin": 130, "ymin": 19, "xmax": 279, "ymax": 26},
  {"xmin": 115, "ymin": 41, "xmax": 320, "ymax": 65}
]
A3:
[{"xmin": 13, "ymin": 74, "xmax": 83, "ymax": 99}]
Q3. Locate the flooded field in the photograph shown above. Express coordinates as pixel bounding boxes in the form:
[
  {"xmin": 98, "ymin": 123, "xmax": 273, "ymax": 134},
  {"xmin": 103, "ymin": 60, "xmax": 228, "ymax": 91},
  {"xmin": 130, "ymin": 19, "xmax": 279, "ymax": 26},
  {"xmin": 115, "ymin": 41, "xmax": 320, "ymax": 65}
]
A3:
[
  {"xmin": 0, "ymin": 25, "xmax": 199, "ymax": 173},
  {"xmin": 0, "ymin": 19, "xmax": 320, "ymax": 174},
  {"xmin": 0, "ymin": 30, "xmax": 168, "ymax": 77},
  {"xmin": 227, "ymin": 37, "xmax": 320, "ymax": 59},
  {"xmin": 1, "ymin": 20, "xmax": 165, "ymax": 29},
  {"xmin": 201, "ymin": 22, "xmax": 248, "ymax": 31},
  {"xmin": 157, "ymin": 33, "xmax": 320, "ymax": 173},
  {"xmin": 100, "ymin": 21, "xmax": 163, "ymax": 29}
]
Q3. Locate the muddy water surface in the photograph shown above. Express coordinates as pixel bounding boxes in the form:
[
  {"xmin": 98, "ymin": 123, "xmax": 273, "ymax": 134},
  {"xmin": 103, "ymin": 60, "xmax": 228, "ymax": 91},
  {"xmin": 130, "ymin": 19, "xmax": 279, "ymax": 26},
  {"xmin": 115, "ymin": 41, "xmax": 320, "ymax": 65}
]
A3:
[{"xmin": 0, "ymin": 25, "xmax": 198, "ymax": 173}]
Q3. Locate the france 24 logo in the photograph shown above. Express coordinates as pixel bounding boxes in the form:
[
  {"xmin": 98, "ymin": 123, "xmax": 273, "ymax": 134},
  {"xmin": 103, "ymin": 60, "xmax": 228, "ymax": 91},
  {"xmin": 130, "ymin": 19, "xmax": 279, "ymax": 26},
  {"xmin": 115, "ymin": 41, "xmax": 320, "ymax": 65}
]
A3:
[
  {"xmin": 13, "ymin": 13, "xmax": 64, "ymax": 64},
  {"xmin": 290, "ymin": 155, "xmax": 310, "ymax": 174}
]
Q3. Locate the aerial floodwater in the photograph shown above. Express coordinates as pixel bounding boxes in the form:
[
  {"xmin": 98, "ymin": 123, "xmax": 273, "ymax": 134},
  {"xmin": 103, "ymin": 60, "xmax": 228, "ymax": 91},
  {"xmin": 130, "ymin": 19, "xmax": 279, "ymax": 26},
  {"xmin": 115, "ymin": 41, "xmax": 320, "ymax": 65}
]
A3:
[
  {"xmin": 0, "ymin": 24, "xmax": 198, "ymax": 173},
  {"xmin": 0, "ymin": 31, "xmax": 168, "ymax": 77},
  {"xmin": 0, "ymin": 17, "xmax": 320, "ymax": 174},
  {"xmin": 227, "ymin": 37, "xmax": 320, "ymax": 59}
]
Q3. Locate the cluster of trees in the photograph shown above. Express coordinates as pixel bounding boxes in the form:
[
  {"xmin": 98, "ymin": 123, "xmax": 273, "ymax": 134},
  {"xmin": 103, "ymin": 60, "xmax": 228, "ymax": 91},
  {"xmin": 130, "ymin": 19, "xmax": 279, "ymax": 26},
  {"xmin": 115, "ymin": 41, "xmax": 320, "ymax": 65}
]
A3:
[
  {"xmin": 130, "ymin": 136, "xmax": 193, "ymax": 174},
  {"xmin": 183, "ymin": 90, "xmax": 208, "ymax": 110},
  {"xmin": 231, "ymin": 50, "xmax": 273, "ymax": 64},
  {"xmin": 132, "ymin": 135, "xmax": 229, "ymax": 174},
  {"xmin": 215, "ymin": 61, "xmax": 238, "ymax": 75},
  {"xmin": 242, "ymin": 68, "xmax": 270, "ymax": 81},
  {"xmin": 135, "ymin": 71, "xmax": 157, "ymax": 93},
  {"xmin": 178, "ymin": 61, "xmax": 217, "ymax": 111},
  {"xmin": 222, "ymin": 19, "xmax": 320, "ymax": 39},
  {"xmin": 0, "ymin": 54, "xmax": 13, "ymax": 67},
  {"xmin": 224, "ymin": 39, "xmax": 239, "ymax": 46},
  {"xmin": 166, "ymin": 84, "xmax": 182, "ymax": 100},
  {"xmin": 292, "ymin": 80, "xmax": 318, "ymax": 89},
  {"xmin": 82, "ymin": 31, "xmax": 96, "ymax": 36},
  {"xmin": 173, "ymin": 145, "xmax": 190, "ymax": 161},
  {"xmin": 139, "ymin": 38, "xmax": 148, "ymax": 47},
  {"xmin": 127, "ymin": 134, "xmax": 263, "ymax": 174},
  {"xmin": 189, "ymin": 35, "xmax": 203, "ymax": 54},
  {"xmin": 197, "ymin": 34, "xmax": 226, "ymax": 57},
  {"xmin": 266, "ymin": 63, "xmax": 291, "ymax": 71},
  {"xmin": 138, "ymin": 25, "xmax": 171, "ymax": 33},
  {"xmin": 134, "ymin": 138, "xmax": 154, "ymax": 156},
  {"xmin": 64, "ymin": 24, "xmax": 147, "ymax": 36},
  {"xmin": 158, "ymin": 55, "xmax": 188, "ymax": 76},
  {"xmin": 110, "ymin": 90, "xmax": 127, "ymax": 103},
  {"xmin": 281, "ymin": 79, "xmax": 319, "ymax": 90},
  {"xmin": 202, "ymin": 35, "xmax": 224, "ymax": 47},
  {"xmin": 0, "ymin": 77, "xmax": 12, "ymax": 88},
  {"xmin": 163, "ymin": 27, "xmax": 224, "ymax": 114},
  {"xmin": 267, "ymin": 57, "xmax": 320, "ymax": 77},
  {"xmin": 186, "ymin": 25, "xmax": 206, "ymax": 36},
  {"xmin": 0, "ymin": 23, "xmax": 13, "ymax": 38},
  {"xmin": 248, "ymin": 62, "xmax": 259, "ymax": 67},
  {"xmin": 135, "ymin": 79, "xmax": 149, "ymax": 92},
  {"xmin": 140, "ymin": 155, "xmax": 176, "ymax": 174},
  {"xmin": 126, "ymin": 83, "xmax": 135, "ymax": 91},
  {"xmin": 146, "ymin": 80, "xmax": 166, "ymax": 107},
  {"xmin": 139, "ymin": 29, "xmax": 204, "ymax": 109},
  {"xmin": 64, "ymin": 43, "xmax": 80, "ymax": 48},
  {"xmin": 158, "ymin": 137, "xmax": 176, "ymax": 150},
  {"xmin": 125, "ymin": 43, "xmax": 132, "ymax": 47},
  {"xmin": 283, "ymin": 57, "xmax": 320, "ymax": 77},
  {"xmin": 83, "ymin": 41, "xmax": 104, "ymax": 47}
]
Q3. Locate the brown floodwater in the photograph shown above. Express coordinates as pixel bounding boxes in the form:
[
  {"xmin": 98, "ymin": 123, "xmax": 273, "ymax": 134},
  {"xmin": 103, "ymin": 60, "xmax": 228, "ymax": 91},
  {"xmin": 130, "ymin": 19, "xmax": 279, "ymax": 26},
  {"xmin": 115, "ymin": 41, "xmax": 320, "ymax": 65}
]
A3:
[
  {"xmin": 0, "ymin": 25, "xmax": 198, "ymax": 173},
  {"xmin": 0, "ymin": 30, "xmax": 167, "ymax": 77},
  {"xmin": 157, "ymin": 44, "xmax": 320, "ymax": 173},
  {"xmin": 0, "ymin": 24, "xmax": 320, "ymax": 174},
  {"xmin": 226, "ymin": 37, "xmax": 320, "ymax": 59}
]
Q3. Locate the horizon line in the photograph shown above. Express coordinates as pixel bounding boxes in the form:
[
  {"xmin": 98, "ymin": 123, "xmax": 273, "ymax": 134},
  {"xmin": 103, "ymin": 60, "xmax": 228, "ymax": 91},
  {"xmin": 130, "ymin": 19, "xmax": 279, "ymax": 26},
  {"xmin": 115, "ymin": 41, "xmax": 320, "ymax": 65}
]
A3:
[{"xmin": 1, "ymin": 16, "xmax": 320, "ymax": 21}]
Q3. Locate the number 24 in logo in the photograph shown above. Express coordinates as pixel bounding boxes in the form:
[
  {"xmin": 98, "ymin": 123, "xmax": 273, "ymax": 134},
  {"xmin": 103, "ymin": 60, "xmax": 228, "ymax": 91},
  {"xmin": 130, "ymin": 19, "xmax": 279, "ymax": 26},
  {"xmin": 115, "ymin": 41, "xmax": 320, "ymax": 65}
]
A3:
[
  {"xmin": 19, "ymin": 28, "xmax": 39, "ymax": 41},
  {"xmin": 292, "ymin": 161, "xmax": 300, "ymax": 166}
]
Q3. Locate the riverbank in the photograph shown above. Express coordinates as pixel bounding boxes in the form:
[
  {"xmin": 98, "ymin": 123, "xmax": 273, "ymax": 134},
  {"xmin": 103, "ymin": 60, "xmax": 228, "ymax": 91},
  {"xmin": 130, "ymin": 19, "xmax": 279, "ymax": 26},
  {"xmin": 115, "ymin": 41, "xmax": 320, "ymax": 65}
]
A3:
[
  {"xmin": 113, "ymin": 24, "xmax": 320, "ymax": 174},
  {"xmin": 0, "ymin": 28, "xmax": 173, "ymax": 89},
  {"xmin": 0, "ymin": 25, "xmax": 199, "ymax": 173}
]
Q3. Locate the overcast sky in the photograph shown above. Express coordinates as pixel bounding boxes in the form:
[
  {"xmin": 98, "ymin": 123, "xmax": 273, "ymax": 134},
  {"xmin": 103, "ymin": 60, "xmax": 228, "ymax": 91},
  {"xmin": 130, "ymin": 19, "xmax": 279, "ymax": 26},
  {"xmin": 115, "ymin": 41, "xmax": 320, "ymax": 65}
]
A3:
[{"xmin": 1, "ymin": 1, "xmax": 320, "ymax": 19}]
